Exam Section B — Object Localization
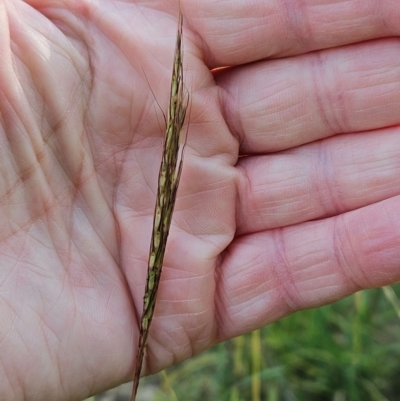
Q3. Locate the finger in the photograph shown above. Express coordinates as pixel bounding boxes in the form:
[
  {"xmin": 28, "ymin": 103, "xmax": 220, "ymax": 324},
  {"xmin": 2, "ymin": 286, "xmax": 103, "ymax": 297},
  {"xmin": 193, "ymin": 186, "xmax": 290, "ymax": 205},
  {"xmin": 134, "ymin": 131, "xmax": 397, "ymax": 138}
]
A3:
[
  {"xmin": 235, "ymin": 126, "xmax": 400, "ymax": 234},
  {"xmin": 216, "ymin": 38, "xmax": 400, "ymax": 154},
  {"xmin": 216, "ymin": 195, "xmax": 400, "ymax": 340},
  {"xmin": 185, "ymin": 0, "xmax": 400, "ymax": 66}
]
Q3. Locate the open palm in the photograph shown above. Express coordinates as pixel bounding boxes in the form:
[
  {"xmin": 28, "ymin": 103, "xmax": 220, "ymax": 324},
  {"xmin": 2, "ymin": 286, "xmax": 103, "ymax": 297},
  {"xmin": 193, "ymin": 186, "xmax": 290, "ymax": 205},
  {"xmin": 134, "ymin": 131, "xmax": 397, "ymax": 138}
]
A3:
[{"xmin": 1, "ymin": 1, "xmax": 400, "ymax": 400}]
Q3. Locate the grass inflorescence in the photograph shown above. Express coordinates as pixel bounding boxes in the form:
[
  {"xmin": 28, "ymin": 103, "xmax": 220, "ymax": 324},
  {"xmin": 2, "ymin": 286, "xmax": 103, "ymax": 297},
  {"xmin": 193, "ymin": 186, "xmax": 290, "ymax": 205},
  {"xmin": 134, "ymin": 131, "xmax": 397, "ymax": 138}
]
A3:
[{"xmin": 131, "ymin": 10, "xmax": 189, "ymax": 401}]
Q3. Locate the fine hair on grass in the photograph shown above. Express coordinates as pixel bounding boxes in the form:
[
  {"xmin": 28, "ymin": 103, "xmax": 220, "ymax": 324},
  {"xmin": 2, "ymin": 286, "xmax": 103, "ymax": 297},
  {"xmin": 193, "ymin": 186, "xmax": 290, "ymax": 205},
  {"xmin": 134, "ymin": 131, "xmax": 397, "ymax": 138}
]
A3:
[{"xmin": 130, "ymin": 9, "xmax": 189, "ymax": 401}]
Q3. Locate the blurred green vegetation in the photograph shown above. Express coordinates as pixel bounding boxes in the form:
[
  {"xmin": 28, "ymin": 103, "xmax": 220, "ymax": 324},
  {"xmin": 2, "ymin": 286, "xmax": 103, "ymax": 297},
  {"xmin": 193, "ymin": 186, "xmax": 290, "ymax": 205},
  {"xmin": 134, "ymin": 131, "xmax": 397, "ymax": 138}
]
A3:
[{"xmin": 136, "ymin": 284, "xmax": 400, "ymax": 401}]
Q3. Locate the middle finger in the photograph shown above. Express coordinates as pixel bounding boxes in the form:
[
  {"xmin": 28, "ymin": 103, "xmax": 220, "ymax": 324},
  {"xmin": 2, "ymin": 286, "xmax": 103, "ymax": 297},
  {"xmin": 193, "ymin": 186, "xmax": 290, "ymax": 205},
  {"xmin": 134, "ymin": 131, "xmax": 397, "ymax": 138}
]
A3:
[
  {"xmin": 217, "ymin": 38, "xmax": 400, "ymax": 154},
  {"xmin": 235, "ymin": 126, "xmax": 400, "ymax": 234}
]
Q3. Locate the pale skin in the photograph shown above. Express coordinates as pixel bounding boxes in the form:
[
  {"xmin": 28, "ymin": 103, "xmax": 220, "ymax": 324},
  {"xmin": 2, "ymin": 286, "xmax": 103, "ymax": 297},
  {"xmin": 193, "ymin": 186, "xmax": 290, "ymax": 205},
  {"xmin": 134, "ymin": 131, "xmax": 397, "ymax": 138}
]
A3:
[{"xmin": 1, "ymin": 0, "xmax": 400, "ymax": 400}]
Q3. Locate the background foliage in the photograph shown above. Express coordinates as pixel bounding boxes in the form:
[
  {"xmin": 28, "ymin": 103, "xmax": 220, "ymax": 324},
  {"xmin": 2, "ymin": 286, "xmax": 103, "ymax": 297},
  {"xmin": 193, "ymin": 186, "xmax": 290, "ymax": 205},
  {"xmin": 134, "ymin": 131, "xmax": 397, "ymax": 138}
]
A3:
[{"xmin": 91, "ymin": 284, "xmax": 400, "ymax": 401}]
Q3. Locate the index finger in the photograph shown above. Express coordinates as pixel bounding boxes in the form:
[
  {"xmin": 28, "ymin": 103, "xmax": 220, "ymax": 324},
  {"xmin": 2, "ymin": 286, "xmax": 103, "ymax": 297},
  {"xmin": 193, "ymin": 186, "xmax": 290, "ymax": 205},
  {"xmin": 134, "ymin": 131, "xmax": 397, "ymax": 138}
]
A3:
[{"xmin": 185, "ymin": 0, "xmax": 399, "ymax": 67}]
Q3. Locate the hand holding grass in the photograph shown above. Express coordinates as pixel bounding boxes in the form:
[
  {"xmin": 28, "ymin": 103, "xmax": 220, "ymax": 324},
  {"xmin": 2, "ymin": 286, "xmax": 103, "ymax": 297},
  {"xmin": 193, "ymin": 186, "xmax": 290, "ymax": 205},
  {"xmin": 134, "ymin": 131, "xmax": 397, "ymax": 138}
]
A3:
[{"xmin": 1, "ymin": 1, "xmax": 400, "ymax": 400}]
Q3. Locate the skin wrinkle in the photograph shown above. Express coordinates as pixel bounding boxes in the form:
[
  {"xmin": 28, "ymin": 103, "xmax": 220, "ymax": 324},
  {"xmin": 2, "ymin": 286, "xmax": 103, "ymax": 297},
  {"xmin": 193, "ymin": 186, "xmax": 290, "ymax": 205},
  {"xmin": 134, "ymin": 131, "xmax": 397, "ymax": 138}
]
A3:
[
  {"xmin": 365, "ymin": 202, "xmax": 400, "ymax": 273},
  {"xmin": 0, "ymin": 258, "xmax": 15, "ymax": 290},
  {"xmin": 281, "ymin": 0, "xmax": 313, "ymax": 48},
  {"xmin": 10, "ymin": 55, "xmax": 49, "ymax": 142},
  {"xmin": 271, "ymin": 228, "xmax": 305, "ymax": 313},
  {"xmin": 160, "ymin": 324, "xmax": 193, "ymax": 362},
  {"xmin": 384, "ymin": 200, "xmax": 400, "ymax": 236},
  {"xmin": 312, "ymin": 139, "xmax": 344, "ymax": 216},
  {"xmin": 311, "ymin": 52, "xmax": 342, "ymax": 135},
  {"xmin": 184, "ymin": 87, "xmax": 239, "ymax": 162},
  {"xmin": 217, "ymin": 75, "xmax": 243, "ymax": 149},
  {"xmin": 0, "ymin": 104, "xmax": 44, "ymax": 192},
  {"xmin": 90, "ymin": 4, "xmax": 172, "ymax": 84},
  {"xmin": 63, "ymin": 137, "xmax": 117, "ymax": 264},
  {"xmin": 112, "ymin": 137, "xmax": 146, "ymax": 215},
  {"xmin": 0, "ymin": 359, "xmax": 18, "ymax": 400},
  {"xmin": 236, "ymin": 162, "xmax": 259, "ymax": 234},
  {"xmin": 0, "ymin": 179, "xmax": 22, "ymax": 220},
  {"xmin": 191, "ymin": 0, "xmax": 277, "ymax": 65},
  {"xmin": 74, "ymin": 49, "xmax": 124, "ymax": 223},
  {"xmin": 216, "ymin": 241, "xmax": 267, "ymax": 336},
  {"xmin": 331, "ymin": 215, "xmax": 365, "ymax": 292},
  {"xmin": 9, "ymin": 23, "xmax": 87, "ymax": 152},
  {"xmin": 144, "ymin": 336, "xmax": 166, "ymax": 374},
  {"xmin": 37, "ymin": 318, "xmax": 65, "ymax": 394},
  {"xmin": 214, "ymin": 255, "xmax": 233, "ymax": 341},
  {"xmin": 236, "ymin": 155, "xmax": 303, "ymax": 232},
  {"xmin": 82, "ymin": 52, "xmax": 113, "ymax": 219},
  {"xmin": 43, "ymin": 211, "xmax": 73, "ymax": 281}
]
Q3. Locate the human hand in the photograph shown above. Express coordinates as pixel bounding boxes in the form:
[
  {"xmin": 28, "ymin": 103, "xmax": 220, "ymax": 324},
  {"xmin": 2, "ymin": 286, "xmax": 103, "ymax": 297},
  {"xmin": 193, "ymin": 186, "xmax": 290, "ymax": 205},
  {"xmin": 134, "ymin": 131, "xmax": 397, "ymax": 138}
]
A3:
[{"xmin": 1, "ymin": 1, "xmax": 400, "ymax": 400}]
